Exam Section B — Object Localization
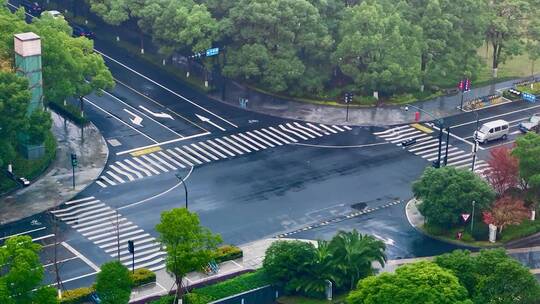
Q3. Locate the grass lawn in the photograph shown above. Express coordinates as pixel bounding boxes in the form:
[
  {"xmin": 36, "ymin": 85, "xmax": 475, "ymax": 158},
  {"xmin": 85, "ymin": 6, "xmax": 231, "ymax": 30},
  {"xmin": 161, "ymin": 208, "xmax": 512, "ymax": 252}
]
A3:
[
  {"xmin": 277, "ymin": 294, "xmax": 348, "ymax": 304},
  {"xmin": 476, "ymin": 44, "xmax": 539, "ymax": 86}
]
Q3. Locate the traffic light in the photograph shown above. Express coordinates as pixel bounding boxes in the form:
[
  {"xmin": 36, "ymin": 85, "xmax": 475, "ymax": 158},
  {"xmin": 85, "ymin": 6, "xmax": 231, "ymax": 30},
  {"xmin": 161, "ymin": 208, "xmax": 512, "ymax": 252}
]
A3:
[
  {"xmin": 70, "ymin": 153, "xmax": 78, "ymax": 167},
  {"xmin": 128, "ymin": 240, "xmax": 135, "ymax": 254},
  {"xmin": 344, "ymin": 92, "xmax": 353, "ymax": 104}
]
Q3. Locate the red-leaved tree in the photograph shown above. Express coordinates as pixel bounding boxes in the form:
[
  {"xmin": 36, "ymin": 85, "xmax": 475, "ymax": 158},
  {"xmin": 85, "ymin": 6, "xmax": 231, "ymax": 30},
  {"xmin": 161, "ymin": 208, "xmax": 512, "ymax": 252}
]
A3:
[
  {"xmin": 485, "ymin": 146, "xmax": 520, "ymax": 195},
  {"xmin": 482, "ymin": 195, "xmax": 529, "ymax": 233}
]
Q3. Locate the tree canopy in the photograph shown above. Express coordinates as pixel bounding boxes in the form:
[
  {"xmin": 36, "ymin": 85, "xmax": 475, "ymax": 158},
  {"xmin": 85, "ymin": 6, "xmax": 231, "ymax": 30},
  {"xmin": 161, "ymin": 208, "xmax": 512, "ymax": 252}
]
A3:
[
  {"xmin": 413, "ymin": 166, "xmax": 495, "ymax": 228},
  {"xmin": 95, "ymin": 261, "xmax": 132, "ymax": 304}
]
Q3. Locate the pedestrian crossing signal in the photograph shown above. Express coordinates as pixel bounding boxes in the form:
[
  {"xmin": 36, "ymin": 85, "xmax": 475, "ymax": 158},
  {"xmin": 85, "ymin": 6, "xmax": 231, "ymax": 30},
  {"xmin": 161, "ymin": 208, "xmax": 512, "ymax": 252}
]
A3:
[
  {"xmin": 70, "ymin": 153, "xmax": 78, "ymax": 167},
  {"xmin": 128, "ymin": 240, "xmax": 135, "ymax": 254}
]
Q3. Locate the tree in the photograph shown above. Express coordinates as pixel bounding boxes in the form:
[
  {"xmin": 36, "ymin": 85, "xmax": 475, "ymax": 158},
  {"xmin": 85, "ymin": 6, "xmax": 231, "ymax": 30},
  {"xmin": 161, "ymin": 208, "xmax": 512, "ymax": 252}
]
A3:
[
  {"xmin": 435, "ymin": 249, "xmax": 540, "ymax": 304},
  {"xmin": 155, "ymin": 208, "xmax": 222, "ymax": 302},
  {"xmin": 333, "ymin": 1, "xmax": 421, "ymax": 96},
  {"xmin": 95, "ymin": 261, "xmax": 132, "ymax": 304},
  {"xmin": 527, "ymin": 19, "xmax": 540, "ymax": 80},
  {"xmin": 486, "ymin": 146, "xmax": 520, "ymax": 195},
  {"xmin": 482, "ymin": 195, "xmax": 530, "ymax": 233},
  {"xmin": 412, "ymin": 166, "xmax": 495, "ymax": 228},
  {"xmin": 0, "ymin": 236, "xmax": 58, "ymax": 304},
  {"xmin": 329, "ymin": 230, "xmax": 386, "ymax": 291},
  {"xmin": 513, "ymin": 132, "xmax": 540, "ymax": 193},
  {"xmin": 485, "ymin": 0, "xmax": 529, "ymax": 78},
  {"xmin": 347, "ymin": 261, "xmax": 472, "ymax": 304}
]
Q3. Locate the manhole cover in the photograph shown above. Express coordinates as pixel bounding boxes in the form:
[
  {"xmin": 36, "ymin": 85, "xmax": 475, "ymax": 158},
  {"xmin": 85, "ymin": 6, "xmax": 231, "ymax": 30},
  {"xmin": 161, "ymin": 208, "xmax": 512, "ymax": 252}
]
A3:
[{"xmin": 351, "ymin": 202, "xmax": 367, "ymax": 210}]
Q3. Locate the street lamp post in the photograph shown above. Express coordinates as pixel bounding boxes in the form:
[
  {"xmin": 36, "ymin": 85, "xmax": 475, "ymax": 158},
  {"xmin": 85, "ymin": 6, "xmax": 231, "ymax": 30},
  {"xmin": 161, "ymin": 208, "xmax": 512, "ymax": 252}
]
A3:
[
  {"xmin": 404, "ymin": 104, "xmax": 446, "ymax": 168},
  {"xmin": 471, "ymin": 111, "xmax": 480, "ymax": 171},
  {"xmin": 471, "ymin": 200, "xmax": 476, "ymax": 233},
  {"xmin": 175, "ymin": 170, "xmax": 190, "ymax": 209}
]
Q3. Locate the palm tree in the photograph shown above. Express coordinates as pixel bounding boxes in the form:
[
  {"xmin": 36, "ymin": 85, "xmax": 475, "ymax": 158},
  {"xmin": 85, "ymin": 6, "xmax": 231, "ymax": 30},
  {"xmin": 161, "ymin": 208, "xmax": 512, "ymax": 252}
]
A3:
[
  {"xmin": 329, "ymin": 230, "xmax": 386, "ymax": 290},
  {"xmin": 291, "ymin": 240, "xmax": 337, "ymax": 297}
]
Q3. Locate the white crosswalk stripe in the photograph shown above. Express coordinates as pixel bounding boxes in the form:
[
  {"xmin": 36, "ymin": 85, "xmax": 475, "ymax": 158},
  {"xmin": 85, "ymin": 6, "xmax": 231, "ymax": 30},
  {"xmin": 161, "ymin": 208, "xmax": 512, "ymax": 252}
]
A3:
[
  {"xmin": 374, "ymin": 124, "xmax": 492, "ymax": 176},
  {"xmin": 97, "ymin": 122, "xmax": 353, "ymax": 187},
  {"xmin": 53, "ymin": 198, "xmax": 166, "ymax": 271}
]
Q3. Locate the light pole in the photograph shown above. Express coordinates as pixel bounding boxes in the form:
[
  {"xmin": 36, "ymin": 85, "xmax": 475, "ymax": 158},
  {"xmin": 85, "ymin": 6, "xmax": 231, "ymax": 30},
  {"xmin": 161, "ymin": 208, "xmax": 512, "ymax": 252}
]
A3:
[
  {"xmin": 471, "ymin": 111, "xmax": 480, "ymax": 171},
  {"xmin": 404, "ymin": 104, "xmax": 446, "ymax": 168},
  {"xmin": 175, "ymin": 170, "xmax": 190, "ymax": 209},
  {"xmin": 471, "ymin": 200, "xmax": 476, "ymax": 233}
]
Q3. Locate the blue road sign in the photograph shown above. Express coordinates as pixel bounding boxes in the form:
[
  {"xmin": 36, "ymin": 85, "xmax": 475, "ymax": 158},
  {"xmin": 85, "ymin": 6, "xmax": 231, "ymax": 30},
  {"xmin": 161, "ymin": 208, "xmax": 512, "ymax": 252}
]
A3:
[
  {"xmin": 523, "ymin": 92, "xmax": 537, "ymax": 103},
  {"xmin": 206, "ymin": 47, "xmax": 219, "ymax": 57}
]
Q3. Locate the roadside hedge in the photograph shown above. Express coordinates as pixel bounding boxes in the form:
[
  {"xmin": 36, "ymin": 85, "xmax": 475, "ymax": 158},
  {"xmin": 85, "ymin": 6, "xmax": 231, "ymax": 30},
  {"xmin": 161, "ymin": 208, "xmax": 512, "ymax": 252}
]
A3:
[
  {"xmin": 60, "ymin": 287, "xmax": 94, "ymax": 304},
  {"xmin": 48, "ymin": 100, "xmax": 89, "ymax": 126},
  {"xmin": 214, "ymin": 245, "xmax": 243, "ymax": 264},
  {"xmin": 131, "ymin": 268, "xmax": 156, "ymax": 287}
]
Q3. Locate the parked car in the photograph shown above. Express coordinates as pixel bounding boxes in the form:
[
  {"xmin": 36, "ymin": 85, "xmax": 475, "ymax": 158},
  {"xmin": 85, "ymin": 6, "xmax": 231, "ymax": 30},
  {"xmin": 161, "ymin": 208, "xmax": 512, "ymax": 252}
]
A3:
[
  {"xmin": 72, "ymin": 25, "xmax": 95, "ymax": 39},
  {"xmin": 474, "ymin": 119, "xmax": 509, "ymax": 144},
  {"xmin": 20, "ymin": 1, "xmax": 42, "ymax": 16},
  {"xmin": 18, "ymin": 177, "xmax": 30, "ymax": 187},
  {"xmin": 41, "ymin": 10, "xmax": 63, "ymax": 19},
  {"xmin": 518, "ymin": 114, "xmax": 540, "ymax": 133}
]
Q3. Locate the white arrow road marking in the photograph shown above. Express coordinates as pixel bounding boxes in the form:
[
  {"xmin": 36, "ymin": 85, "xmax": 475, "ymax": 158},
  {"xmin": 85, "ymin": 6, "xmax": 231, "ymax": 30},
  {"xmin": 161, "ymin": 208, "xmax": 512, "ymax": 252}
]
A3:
[
  {"xmin": 123, "ymin": 109, "xmax": 143, "ymax": 126},
  {"xmin": 138, "ymin": 105, "xmax": 174, "ymax": 120},
  {"xmin": 196, "ymin": 114, "xmax": 226, "ymax": 131}
]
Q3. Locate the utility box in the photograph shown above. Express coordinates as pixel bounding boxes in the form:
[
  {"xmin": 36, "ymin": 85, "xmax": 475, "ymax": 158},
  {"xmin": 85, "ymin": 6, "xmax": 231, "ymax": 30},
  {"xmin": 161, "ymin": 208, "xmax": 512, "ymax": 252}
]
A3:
[{"xmin": 489, "ymin": 224, "xmax": 497, "ymax": 243}]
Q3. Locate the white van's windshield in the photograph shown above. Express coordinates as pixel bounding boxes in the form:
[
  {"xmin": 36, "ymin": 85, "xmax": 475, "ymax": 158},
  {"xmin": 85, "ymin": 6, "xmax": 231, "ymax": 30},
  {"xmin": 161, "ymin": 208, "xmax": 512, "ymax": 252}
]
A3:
[{"xmin": 479, "ymin": 125, "xmax": 490, "ymax": 134}]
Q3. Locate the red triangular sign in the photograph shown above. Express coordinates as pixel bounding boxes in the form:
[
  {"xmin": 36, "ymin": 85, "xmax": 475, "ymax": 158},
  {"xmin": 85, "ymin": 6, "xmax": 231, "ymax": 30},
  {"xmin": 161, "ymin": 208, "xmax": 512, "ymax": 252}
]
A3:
[{"xmin": 462, "ymin": 214, "xmax": 470, "ymax": 222}]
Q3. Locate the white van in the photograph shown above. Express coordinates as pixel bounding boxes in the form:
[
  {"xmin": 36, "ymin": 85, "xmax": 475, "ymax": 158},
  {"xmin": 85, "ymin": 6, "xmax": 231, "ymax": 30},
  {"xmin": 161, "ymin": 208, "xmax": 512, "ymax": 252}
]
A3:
[{"xmin": 474, "ymin": 119, "xmax": 509, "ymax": 144}]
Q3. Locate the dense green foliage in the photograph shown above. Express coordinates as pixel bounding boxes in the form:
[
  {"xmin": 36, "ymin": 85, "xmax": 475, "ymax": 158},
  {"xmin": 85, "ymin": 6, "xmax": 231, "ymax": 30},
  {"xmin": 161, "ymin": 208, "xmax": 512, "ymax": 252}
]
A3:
[
  {"xmin": 348, "ymin": 261, "xmax": 472, "ymax": 304},
  {"xmin": 435, "ymin": 249, "xmax": 540, "ymax": 304},
  {"xmin": 59, "ymin": 287, "xmax": 94, "ymax": 304},
  {"xmin": 0, "ymin": 236, "xmax": 58, "ymax": 304},
  {"xmin": 263, "ymin": 230, "xmax": 386, "ymax": 298},
  {"xmin": 513, "ymin": 132, "xmax": 540, "ymax": 195},
  {"xmin": 95, "ymin": 261, "xmax": 132, "ymax": 304},
  {"xmin": 214, "ymin": 245, "xmax": 243, "ymax": 263},
  {"xmin": 84, "ymin": 0, "xmax": 540, "ymax": 97},
  {"xmin": 413, "ymin": 166, "xmax": 495, "ymax": 228},
  {"xmin": 156, "ymin": 208, "xmax": 222, "ymax": 300},
  {"xmin": 130, "ymin": 268, "xmax": 156, "ymax": 287}
]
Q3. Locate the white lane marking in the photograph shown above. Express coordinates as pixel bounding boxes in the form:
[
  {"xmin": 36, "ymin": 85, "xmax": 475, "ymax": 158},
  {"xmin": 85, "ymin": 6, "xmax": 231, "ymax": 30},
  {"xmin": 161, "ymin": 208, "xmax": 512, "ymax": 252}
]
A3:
[
  {"xmin": 167, "ymin": 149, "xmax": 194, "ymax": 166},
  {"xmin": 447, "ymin": 158, "xmax": 474, "ymax": 167},
  {"xmin": 184, "ymin": 146, "xmax": 211, "ymax": 163},
  {"xmin": 85, "ymin": 97, "xmax": 158, "ymax": 143},
  {"xmin": 31, "ymin": 234, "xmax": 55, "ymax": 242},
  {"xmin": 261, "ymin": 128, "xmax": 290, "ymax": 144},
  {"xmin": 331, "ymin": 125, "xmax": 346, "ymax": 132},
  {"xmin": 408, "ymin": 139, "xmax": 439, "ymax": 151},
  {"xmin": 343, "ymin": 126, "xmax": 353, "ymax": 130},
  {"xmin": 82, "ymin": 221, "xmax": 131, "ymax": 237},
  {"xmin": 390, "ymin": 133, "xmax": 428, "ymax": 144},
  {"xmin": 248, "ymin": 131, "xmax": 275, "ymax": 147},
  {"xmin": 414, "ymin": 144, "xmax": 448, "ymax": 155},
  {"xmin": 379, "ymin": 127, "xmax": 415, "ymax": 138},
  {"xmin": 43, "ymin": 256, "xmax": 80, "ymax": 268},
  {"xmin": 175, "ymin": 147, "xmax": 203, "ymax": 164},
  {"xmin": 131, "ymin": 257, "xmax": 165, "ymax": 270},
  {"xmin": 287, "ymin": 123, "xmax": 315, "ymax": 139},
  {"xmin": 446, "ymin": 153, "xmax": 471, "ymax": 162},
  {"xmin": 195, "ymin": 114, "xmax": 226, "ymax": 131},
  {"xmin": 125, "ymin": 159, "xmax": 152, "ymax": 177},
  {"xmin": 449, "ymin": 104, "xmax": 540, "ymax": 129},
  {"xmin": 0, "ymin": 227, "xmax": 47, "ymax": 241},
  {"xmin": 106, "ymin": 238, "xmax": 156, "ymax": 253},
  {"xmin": 100, "ymin": 175, "xmax": 117, "ymax": 186},
  {"xmin": 192, "ymin": 143, "xmax": 219, "ymax": 160},
  {"xmin": 230, "ymin": 135, "xmax": 259, "ymax": 151},
  {"xmin": 422, "ymin": 146, "xmax": 455, "ymax": 158},
  {"xmin": 238, "ymin": 133, "xmax": 267, "ymax": 149},
  {"xmin": 149, "ymin": 153, "xmax": 177, "ymax": 170},
  {"xmin": 307, "ymin": 123, "xmax": 330, "ymax": 135},
  {"xmin": 269, "ymin": 127, "xmax": 298, "ymax": 142},
  {"xmin": 66, "ymin": 196, "xmax": 96, "ymax": 205},
  {"xmin": 62, "ymin": 241, "xmax": 100, "ymax": 272},
  {"xmin": 107, "ymin": 171, "xmax": 126, "ymax": 184},
  {"xmin": 94, "ymin": 229, "xmax": 144, "ymax": 244},
  {"xmin": 73, "ymin": 214, "xmax": 121, "ymax": 229},
  {"xmin": 320, "ymin": 124, "xmax": 339, "ymax": 134},
  {"xmin": 280, "ymin": 124, "xmax": 308, "ymax": 140},
  {"xmin": 214, "ymin": 138, "xmax": 244, "ymax": 155},
  {"xmin": 199, "ymin": 142, "xmax": 227, "ymax": 158},
  {"xmin": 53, "ymin": 203, "xmax": 106, "ymax": 218},
  {"xmin": 224, "ymin": 137, "xmax": 251, "ymax": 153},
  {"xmin": 88, "ymin": 226, "xmax": 139, "ymax": 241},
  {"xmin": 113, "ymin": 242, "xmax": 159, "ymax": 257},
  {"xmin": 115, "ymin": 131, "xmax": 211, "ymax": 156},
  {"xmin": 119, "ymin": 247, "xmax": 162, "ymax": 261},
  {"xmin": 99, "ymin": 233, "xmax": 152, "ymax": 249},
  {"xmin": 158, "ymin": 151, "xmax": 186, "ymax": 168},
  {"xmin": 254, "ymin": 130, "xmax": 282, "ymax": 146},
  {"xmin": 51, "ymin": 200, "xmax": 101, "ymax": 214},
  {"xmin": 208, "ymin": 140, "xmax": 236, "ymax": 156},
  {"xmin": 110, "ymin": 164, "xmax": 135, "ymax": 181},
  {"xmin": 291, "ymin": 142, "xmax": 390, "ymax": 148},
  {"xmin": 95, "ymin": 49, "xmax": 238, "ymax": 128},
  {"xmin": 426, "ymin": 149, "xmax": 462, "ymax": 161},
  {"xmin": 116, "ymin": 161, "xmax": 144, "ymax": 179},
  {"xmin": 139, "ymin": 105, "xmax": 174, "ymax": 120},
  {"xmin": 128, "ymin": 252, "xmax": 166, "ymax": 265},
  {"xmin": 133, "ymin": 157, "xmax": 160, "ymax": 174},
  {"xmin": 122, "ymin": 109, "xmax": 143, "ymax": 126},
  {"xmin": 141, "ymin": 154, "xmax": 168, "ymax": 172},
  {"xmin": 294, "ymin": 122, "xmax": 323, "ymax": 137},
  {"xmin": 63, "ymin": 207, "xmax": 114, "ymax": 222},
  {"xmin": 97, "ymin": 181, "xmax": 107, "ymax": 188},
  {"xmin": 385, "ymin": 130, "xmax": 420, "ymax": 141}
]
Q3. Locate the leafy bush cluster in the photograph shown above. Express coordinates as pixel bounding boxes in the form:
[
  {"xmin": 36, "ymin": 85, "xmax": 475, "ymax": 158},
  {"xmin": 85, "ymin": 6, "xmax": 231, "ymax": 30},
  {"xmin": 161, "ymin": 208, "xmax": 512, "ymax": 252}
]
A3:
[
  {"xmin": 130, "ymin": 268, "xmax": 157, "ymax": 287},
  {"xmin": 263, "ymin": 230, "xmax": 386, "ymax": 298},
  {"xmin": 48, "ymin": 100, "xmax": 89, "ymax": 126},
  {"xmin": 214, "ymin": 245, "xmax": 243, "ymax": 264},
  {"xmin": 60, "ymin": 287, "xmax": 94, "ymax": 304}
]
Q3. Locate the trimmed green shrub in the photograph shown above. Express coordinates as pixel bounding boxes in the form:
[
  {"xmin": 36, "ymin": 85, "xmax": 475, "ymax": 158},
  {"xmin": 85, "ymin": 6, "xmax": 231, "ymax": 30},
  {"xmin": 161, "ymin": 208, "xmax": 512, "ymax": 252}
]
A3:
[
  {"xmin": 60, "ymin": 287, "xmax": 94, "ymax": 304},
  {"xmin": 149, "ymin": 295, "xmax": 175, "ymax": 304},
  {"xmin": 189, "ymin": 270, "xmax": 270, "ymax": 302},
  {"xmin": 130, "ymin": 268, "xmax": 156, "ymax": 287},
  {"xmin": 49, "ymin": 100, "xmax": 89, "ymax": 126},
  {"xmin": 501, "ymin": 219, "xmax": 540, "ymax": 242},
  {"xmin": 214, "ymin": 245, "xmax": 243, "ymax": 263},
  {"xmin": 184, "ymin": 293, "xmax": 213, "ymax": 304}
]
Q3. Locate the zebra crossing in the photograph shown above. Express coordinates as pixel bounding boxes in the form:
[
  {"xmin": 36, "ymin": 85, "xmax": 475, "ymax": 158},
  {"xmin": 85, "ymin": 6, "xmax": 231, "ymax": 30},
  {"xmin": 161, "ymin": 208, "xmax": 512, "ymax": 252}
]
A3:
[
  {"xmin": 374, "ymin": 125, "xmax": 491, "ymax": 176},
  {"xmin": 51, "ymin": 197, "xmax": 166, "ymax": 272},
  {"xmin": 97, "ymin": 122, "xmax": 352, "ymax": 187}
]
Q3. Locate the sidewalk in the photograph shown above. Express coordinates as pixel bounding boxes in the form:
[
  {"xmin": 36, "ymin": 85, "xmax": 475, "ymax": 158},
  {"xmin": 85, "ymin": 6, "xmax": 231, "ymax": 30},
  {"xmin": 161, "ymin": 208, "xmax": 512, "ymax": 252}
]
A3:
[{"xmin": 0, "ymin": 111, "xmax": 108, "ymax": 225}]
